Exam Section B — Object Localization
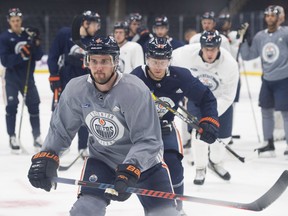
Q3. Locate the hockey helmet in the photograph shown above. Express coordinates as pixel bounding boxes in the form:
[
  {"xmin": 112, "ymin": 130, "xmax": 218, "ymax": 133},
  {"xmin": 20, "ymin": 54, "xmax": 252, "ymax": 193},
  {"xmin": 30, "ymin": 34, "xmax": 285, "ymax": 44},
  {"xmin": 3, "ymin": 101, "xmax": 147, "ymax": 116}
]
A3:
[
  {"xmin": 146, "ymin": 37, "xmax": 172, "ymax": 59},
  {"xmin": 113, "ymin": 21, "xmax": 129, "ymax": 35},
  {"xmin": 127, "ymin": 13, "xmax": 142, "ymax": 24},
  {"xmin": 201, "ymin": 11, "xmax": 215, "ymax": 21},
  {"xmin": 153, "ymin": 16, "xmax": 169, "ymax": 28},
  {"xmin": 200, "ymin": 30, "xmax": 222, "ymax": 48},
  {"xmin": 82, "ymin": 10, "xmax": 101, "ymax": 23},
  {"xmin": 264, "ymin": 5, "xmax": 280, "ymax": 16},
  {"xmin": 7, "ymin": 8, "xmax": 22, "ymax": 20}
]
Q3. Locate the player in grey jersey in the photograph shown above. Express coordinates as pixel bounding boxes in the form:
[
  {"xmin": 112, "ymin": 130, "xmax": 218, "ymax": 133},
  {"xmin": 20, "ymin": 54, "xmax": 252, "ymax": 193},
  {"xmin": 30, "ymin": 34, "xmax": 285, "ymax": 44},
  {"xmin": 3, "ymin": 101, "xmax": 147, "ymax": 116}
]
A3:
[
  {"xmin": 28, "ymin": 36, "xmax": 180, "ymax": 216},
  {"xmin": 240, "ymin": 5, "xmax": 288, "ymax": 157}
]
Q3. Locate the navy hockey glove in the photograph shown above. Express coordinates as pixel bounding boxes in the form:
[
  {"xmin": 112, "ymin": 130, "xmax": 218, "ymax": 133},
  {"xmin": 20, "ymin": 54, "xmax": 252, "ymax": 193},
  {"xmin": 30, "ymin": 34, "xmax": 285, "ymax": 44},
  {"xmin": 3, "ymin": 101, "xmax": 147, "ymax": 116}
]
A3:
[
  {"xmin": 49, "ymin": 75, "xmax": 62, "ymax": 93},
  {"xmin": 197, "ymin": 117, "xmax": 219, "ymax": 144},
  {"xmin": 20, "ymin": 44, "xmax": 31, "ymax": 60},
  {"xmin": 104, "ymin": 164, "xmax": 141, "ymax": 201},
  {"xmin": 161, "ymin": 120, "xmax": 172, "ymax": 136},
  {"xmin": 28, "ymin": 151, "xmax": 59, "ymax": 192}
]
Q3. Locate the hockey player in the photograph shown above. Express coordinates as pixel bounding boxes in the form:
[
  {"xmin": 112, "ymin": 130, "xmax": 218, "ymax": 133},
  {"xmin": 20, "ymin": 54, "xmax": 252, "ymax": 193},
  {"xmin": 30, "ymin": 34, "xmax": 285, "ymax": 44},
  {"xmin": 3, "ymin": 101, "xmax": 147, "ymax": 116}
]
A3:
[
  {"xmin": 0, "ymin": 8, "xmax": 44, "ymax": 152},
  {"xmin": 47, "ymin": 10, "xmax": 100, "ymax": 155},
  {"xmin": 113, "ymin": 21, "xmax": 144, "ymax": 73},
  {"xmin": 172, "ymin": 31, "xmax": 239, "ymax": 185},
  {"xmin": 240, "ymin": 5, "xmax": 288, "ymax": 158},
  {"xmin": 126, "ymin": 12, "xmax": 151, "ymax": 51},
  {"xmin": 28, "ymin": 36, "xmax": 180, "ymax": 216},
  {"xmin": 151, "ymin": 16, "xmax": 184, "ymax": 50},
  {"xmin": 189, "ymin": 11, "xmax": 231, "ymax": 52},
  {"xmin": 131, "ymin": 37, "xmax": 219, "ymax": 214}
]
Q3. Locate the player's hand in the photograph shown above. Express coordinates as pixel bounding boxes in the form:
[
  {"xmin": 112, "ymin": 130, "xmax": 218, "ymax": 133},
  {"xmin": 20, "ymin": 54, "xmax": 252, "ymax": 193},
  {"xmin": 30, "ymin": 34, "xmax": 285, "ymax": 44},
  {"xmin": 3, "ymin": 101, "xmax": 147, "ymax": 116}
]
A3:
[
  {"xmin": 237, "ymin": 23, "xmax": 251, "ymax": 45},
  {"xmin": 197, "ymin": 117, "xmax": 219, "ymax": 144},
  {"xmin": 161, "ymin": 120, "xmax": 172, "ymax": 136},
  {"xmin": 104, "ymin": 164, "xmax": 141, "ymax": 201},
  {"xmin": 20, "ymin": 44, "xmax": 31, "ymax": 60},
  {"xmin": 28, "ymin": 151, "xmax": 59, "ymax": 192},
  {"xmin": 49, "ymin": 75, "xmax": 62, "ymax": 93},
  {"xmin": 137, "ymin": 25, "xmax": 149, "ymax": 36}
]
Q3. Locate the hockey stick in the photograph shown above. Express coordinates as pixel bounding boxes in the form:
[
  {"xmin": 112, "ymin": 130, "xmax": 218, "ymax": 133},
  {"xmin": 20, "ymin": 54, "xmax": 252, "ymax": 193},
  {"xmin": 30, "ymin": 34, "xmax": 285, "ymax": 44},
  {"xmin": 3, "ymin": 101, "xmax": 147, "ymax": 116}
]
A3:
[
  {"xmin": 17, "ymin": 57, "xmax": 32, "ymax": 155},
  {"xmin": 152, "ymin": 93, "xmax": 245, "ymax": 163},
  {"xmin": 52, "ymin": 170, "xmax": 288, "ymax": 211},
  {"xmin": 58, "ymin": 151, "xmax": 84, "ymax": 171}
]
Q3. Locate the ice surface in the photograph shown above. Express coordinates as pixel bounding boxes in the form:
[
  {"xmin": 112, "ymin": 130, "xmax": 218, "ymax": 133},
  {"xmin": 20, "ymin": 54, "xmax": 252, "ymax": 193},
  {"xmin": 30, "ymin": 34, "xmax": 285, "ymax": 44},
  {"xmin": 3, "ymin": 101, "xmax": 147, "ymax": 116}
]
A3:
[{"xmin": 0, "ymin": 73, "xmax": 287, "ymax": 216}]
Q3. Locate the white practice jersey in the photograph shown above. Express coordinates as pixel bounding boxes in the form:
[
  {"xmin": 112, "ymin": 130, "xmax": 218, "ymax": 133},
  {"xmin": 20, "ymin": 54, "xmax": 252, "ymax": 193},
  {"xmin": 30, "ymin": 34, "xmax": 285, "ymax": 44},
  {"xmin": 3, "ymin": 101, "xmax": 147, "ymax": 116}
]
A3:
[
  {"xmin": 119, "ymin": 41, "xmax": 144, "ymax": 74},
  {"xmin": 189, "ymin": 33, "xmax": 231, "ymax": 53},
  {"xmin": 171, "ymin": 44, "xmax": 239, "ymax": 116},
  {"xmin": 227, "ymin": 30, "xmax": 242, "ymax": 60}
]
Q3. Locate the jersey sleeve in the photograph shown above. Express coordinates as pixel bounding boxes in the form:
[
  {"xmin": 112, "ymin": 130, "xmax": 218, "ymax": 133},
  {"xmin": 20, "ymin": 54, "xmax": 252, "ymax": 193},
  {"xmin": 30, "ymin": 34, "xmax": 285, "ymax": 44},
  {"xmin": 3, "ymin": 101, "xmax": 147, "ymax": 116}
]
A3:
[
  {"xmin": 122, "ymin": 84, "xmax": 163, "ymax": 171},
  {"xmin": 131, "ymin": 43, "xmax": 144, "ymax": 70},
  {"xmin": 240, "ymin": 32, "xmax": 260, "ymax": 60},
  {"xmin": 42, "ymin": 83, "xmax": 83, "ymax": 154},
  {"xmin": 47, "ymin": 28, "xmax": 66, "ymax": 75}
]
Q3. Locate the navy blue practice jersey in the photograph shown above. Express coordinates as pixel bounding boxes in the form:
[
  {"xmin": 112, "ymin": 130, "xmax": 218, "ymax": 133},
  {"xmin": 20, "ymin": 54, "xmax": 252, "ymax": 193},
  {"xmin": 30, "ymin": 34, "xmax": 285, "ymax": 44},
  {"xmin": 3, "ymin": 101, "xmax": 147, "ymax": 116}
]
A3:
[{"xmin": 131, "ymin": 65, "xmax": 218, "ymax": 122}]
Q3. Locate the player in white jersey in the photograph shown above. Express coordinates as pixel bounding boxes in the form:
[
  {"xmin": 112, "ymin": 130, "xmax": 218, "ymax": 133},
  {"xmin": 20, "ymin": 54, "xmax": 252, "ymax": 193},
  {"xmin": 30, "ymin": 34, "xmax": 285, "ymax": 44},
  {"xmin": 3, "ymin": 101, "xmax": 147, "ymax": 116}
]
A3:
[
  {"xmin": 113, "ymin": 21, "xmax": 144, "ymax": 73},
  {"xmin": 172, "ymin": 31, "xmax": 239, "ymax": 185},
  {"xmin": 27, "ymin": 36, "xmax": 180, "ymax": 216},
  {"xmin": 189, "ymin": 11, "xmax": 231, "ymax": 53}
]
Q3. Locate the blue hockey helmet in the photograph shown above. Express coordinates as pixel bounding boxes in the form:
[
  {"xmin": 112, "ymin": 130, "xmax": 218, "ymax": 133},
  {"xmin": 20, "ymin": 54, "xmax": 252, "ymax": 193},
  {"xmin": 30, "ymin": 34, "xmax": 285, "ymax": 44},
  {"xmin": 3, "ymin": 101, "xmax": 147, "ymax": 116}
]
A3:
[
  {"xmin": 7, "ymin": 8, "xmax": 22, "ymax": 20},
  {"xmin": 127, "ymin": 13, "xmax": 142, "ymax": 24},
  {"xmin": 82, "ymin": 10, "xmax": 101, "ymax": 23},
  {"xmin": 153, "ymin": 16, "xmax": 169, "ymax": 28},
  {"xmin": 146, "ymin": 37, "xmax": 172, "ymax": 59},
  {"xmin": 200, "ymin": 30, "xmax": 222, "ymax": 48},
  {"xmin": 86, "ymin": 36, "xmax": 119, "ymax": 57},
  {"xmin": 201, "ymin": 11, "xmax": 215, "ymax": 21},
  {"xmin": 264, "ymin": 5, "xmax": 280, "ymax": 16},
  {"xmin": 113, "ymin": 21, "xmax": 129, "ymax": 35},
  {"xmin": 218, "ymin": 13, "xmax": 231, "ymax": 22}
]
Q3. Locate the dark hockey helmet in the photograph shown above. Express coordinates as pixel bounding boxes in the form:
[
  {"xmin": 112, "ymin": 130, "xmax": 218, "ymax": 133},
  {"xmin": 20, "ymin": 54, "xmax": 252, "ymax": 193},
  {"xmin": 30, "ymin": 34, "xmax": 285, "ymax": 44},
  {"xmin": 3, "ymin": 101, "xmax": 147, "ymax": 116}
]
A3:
[
  {"xmin": 153, "ymin": 16, "xmax": 169, "ymax": 27},
  {"xmin": 82, "ymin": 10, "xmax": 101, "ymax": 23},
  {"xmin": 86, "ymin": 36, "xmax": 119, "ymax": 57},
  {"xmin": 113, "ymin": 21, "xmax": 129, "ymax": 35},
  {"xmin": 264, "ymin": 5, "xmax": 280, "ymax": 16},
  {"xmin": 200, "ymin": 30, "xmax": 222, "ymax": 48},
  {"xmin": 201, "ymin": 11, "xmax": 215, "ymax": 21},
  {"xmin": 127, "ymin": 13, "xmax": 142, "ymax": 24},
  {"xmin": 218, "ymin": 13, "xmax": 231, "ymax": 22},
  {"xmin": 146, "ymin": 37, "xmax": 172, "ymax": 59},
  {"xmin": 7, "ymin": 8, "xmax": 22, "ymax": 20}
]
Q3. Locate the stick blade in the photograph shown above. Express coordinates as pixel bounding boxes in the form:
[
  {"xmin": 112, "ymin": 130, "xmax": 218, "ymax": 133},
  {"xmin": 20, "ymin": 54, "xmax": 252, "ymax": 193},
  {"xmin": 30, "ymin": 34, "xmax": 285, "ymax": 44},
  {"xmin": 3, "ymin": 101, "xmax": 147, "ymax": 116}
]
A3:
[{"xmin": 244, "ymin": 170, "xmax": 288, "ymax": 211}]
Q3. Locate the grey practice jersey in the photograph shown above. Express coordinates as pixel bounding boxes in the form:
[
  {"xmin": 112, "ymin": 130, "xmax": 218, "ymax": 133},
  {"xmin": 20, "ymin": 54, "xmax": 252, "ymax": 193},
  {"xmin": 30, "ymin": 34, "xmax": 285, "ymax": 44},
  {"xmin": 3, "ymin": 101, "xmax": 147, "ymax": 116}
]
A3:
[
  {"xmin": 43, "ymin": 72, "xmax": 163, "ymax": 172},
  {"xmin": 240, "ymin": 26, "xmax": 288, "ymax": 81}
]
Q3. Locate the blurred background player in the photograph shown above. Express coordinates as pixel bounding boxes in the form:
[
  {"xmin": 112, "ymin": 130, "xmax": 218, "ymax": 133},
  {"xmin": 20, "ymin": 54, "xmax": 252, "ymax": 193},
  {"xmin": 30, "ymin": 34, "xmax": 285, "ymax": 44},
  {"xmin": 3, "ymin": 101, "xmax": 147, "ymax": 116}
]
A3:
[
  {"xmin": 47, "ymin": 10, "xmax": 101, "ymax": 155},
  {"xmin": 189, "ymin": 11, "xmax": 231, "ymax": 52},
  {"xmin": 0, "ymin": 8, "xmax": 44, "ymax": 152},
  {"xmin": 28, "ymin": 36, "xmax": 180, "ymax": 216},
  {"xmin": 113, "ymin": 21, "xmax": 144, "ymax": 73},
  {"xmin": 240, "ymin": 5, "xmax": 288, "ymax": 158},
  {"xmin": 126, "ymin": 12, "xmax": 151, "ymax": 52},
  {"xmin": 131, "ymin": 37, "xmax": 219, "ymax": 214},
  {"xmin": 172, "ymin": 31, "xmax": 239, "ymax": 184},
  {"xmin": 184, "ymin": 28, "xmax": 197, "ymax": 44},
  {"xmin": 150, "ymin": 16, "xmax": 184, "ymax": 50}
]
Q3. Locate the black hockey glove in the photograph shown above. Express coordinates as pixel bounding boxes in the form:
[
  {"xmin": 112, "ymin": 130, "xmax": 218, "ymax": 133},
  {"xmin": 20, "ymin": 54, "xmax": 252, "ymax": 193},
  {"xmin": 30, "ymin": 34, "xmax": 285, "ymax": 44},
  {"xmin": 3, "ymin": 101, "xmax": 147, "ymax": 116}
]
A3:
[
  {"xmin": 196, "ymin": 117, "xmax": 219, "ymax": 144},
  {"xmin": 20, "ymin": 44, "xmax": 31, "ymax": 60},
  {"xmin": 26, "ymin": 26, "xmax": 40, "ymax": 40},
  {"xmin": 161, "ymin": 120, "xmax": 172, "ymax": 136},
  {"xmin": 28, "ymin": 151, "xmax": 59, "ymax": 192},
  {"xmin": 104, "ymin": 164, "xmax": 141, "ymax": 202},
  {"xmin": 49, "ymin": 75, "xmax": 62, "ymax": 93}
]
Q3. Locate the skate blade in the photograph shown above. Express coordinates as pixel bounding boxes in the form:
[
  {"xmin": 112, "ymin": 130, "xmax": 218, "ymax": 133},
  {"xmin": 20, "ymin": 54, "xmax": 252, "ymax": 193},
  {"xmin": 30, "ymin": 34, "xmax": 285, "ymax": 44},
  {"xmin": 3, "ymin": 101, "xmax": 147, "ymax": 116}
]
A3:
[
  {"xmin": 258, "ymin": 151, "xmax": 276, "ymax": 158},
  {"xmin": 11, "ymin": 149, "xmax": 22, "ymax": 155}
]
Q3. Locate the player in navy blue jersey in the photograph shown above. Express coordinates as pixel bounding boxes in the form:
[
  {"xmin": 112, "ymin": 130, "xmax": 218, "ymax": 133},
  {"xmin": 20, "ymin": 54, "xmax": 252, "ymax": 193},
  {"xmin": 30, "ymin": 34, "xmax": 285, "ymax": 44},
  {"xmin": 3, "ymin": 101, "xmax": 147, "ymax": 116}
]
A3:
[
  {"xmin": 131, "ymin": 37, "xmax": 219, "ymax": 215},
  {"xmin": 0, "ymin": 8, "xmax": 44, "ymax": 153},
  {"xmin": 47, "ymin": 10, "xmax": 100, "ymax": 155}
]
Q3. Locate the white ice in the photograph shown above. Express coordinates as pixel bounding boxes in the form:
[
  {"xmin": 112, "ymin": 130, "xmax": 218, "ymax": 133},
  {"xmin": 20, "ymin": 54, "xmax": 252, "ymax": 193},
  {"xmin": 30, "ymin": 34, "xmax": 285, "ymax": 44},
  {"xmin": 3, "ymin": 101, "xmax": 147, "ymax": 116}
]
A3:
[{"xmin": 0, "ymin": 72, "xmax": 287, "ymax": 216}]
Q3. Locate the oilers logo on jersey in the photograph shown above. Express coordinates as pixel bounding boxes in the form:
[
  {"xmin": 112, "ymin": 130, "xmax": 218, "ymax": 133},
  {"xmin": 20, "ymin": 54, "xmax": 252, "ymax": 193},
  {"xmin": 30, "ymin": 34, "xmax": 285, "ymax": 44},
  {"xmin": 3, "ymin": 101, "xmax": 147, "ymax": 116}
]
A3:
[
  {"xmin": 197, "ymin": 74, "xmax": 219, "ymax": 91},
  {"xmin": 155, "ymin": 97, "xmax": 175, "ymax": 118},
  {"xmin": 14, "ymin": 41, "xmax": 28, "ymax": 54},
  {"xmin": 85, "ymin": 111, "xmax": 124, "ymax": 146},
  {"xmin": 262, "ymin": 42, "xmax": 279, "ymax": 63}
]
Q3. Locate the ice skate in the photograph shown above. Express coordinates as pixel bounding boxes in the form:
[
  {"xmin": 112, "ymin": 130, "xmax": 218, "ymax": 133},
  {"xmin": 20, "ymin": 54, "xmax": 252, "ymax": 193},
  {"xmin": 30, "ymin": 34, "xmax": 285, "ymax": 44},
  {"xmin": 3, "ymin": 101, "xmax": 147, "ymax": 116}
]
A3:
[
  {"xmin": 255, "ymin": 139, "xmax": 276, "ymax": 158},
  {"xmin": 179, "ymin": 209, "xmax": 187, "ymax": 216},
  {"xmin": 208, "ymin": 159, "xmax": 231, "ymax": 181},
  {"xmin": 193, "ymin": 168, "xmax": 206, "ymax": 185},
  {"xmin": 10, "ymin": 135, "xmax": 21, "ymax": 154},
  {"xmin": 34, "ymin": 136, "xmax": 43, "ymax": 152}
]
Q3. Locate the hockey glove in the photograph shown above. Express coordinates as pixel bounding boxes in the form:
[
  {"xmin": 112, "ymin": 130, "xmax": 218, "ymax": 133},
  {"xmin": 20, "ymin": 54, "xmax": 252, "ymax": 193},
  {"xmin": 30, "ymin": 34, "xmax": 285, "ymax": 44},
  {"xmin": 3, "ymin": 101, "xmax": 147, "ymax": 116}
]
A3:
[
  {"xmin": 28, "ymin": 151, "xmax": 59, "ymax": 192},
  {"xmin": 161, "ymin": 120, "xmax": 172, "ymax": 136},
  {"xmin": 20, "ymin": 44, "xmax": 31, "ymax": 60},
  {"xmin": 197, "ymin": 117, "xmax": 219, "ymax": 144},
  {"xmin": 26, "ymin": 26, "xmax": 40, "ymax": 40},
  {"xmin": 104, "ymin": 164, "xmax": 141, "ymax": 201},
  {"xmin": 49, "ymin": 75, "xmax": 62, "ymax": 93}
]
